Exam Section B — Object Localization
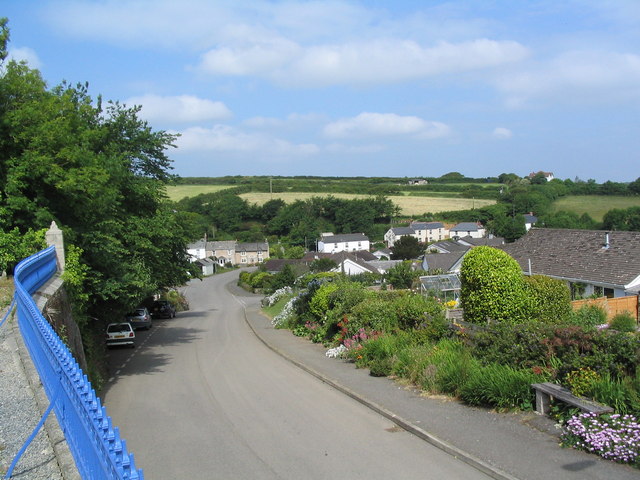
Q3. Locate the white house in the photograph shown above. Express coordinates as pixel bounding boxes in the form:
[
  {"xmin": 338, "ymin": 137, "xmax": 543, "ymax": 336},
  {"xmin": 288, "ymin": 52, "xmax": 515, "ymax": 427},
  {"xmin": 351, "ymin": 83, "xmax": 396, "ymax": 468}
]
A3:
[
  {"xmin": 317, "ymin": 233, "xmax": 370, "ymax": 253},
  {"xmin": 410, "ymin": 221, "xmax": 448, "ymax": 243},
  {"xmin": 384, "ymin": 222, "xmax": 448, "ymax": 247},
  {"xmin": 450, "ymin": 222, "xmax": 486, "ymax": 239}
]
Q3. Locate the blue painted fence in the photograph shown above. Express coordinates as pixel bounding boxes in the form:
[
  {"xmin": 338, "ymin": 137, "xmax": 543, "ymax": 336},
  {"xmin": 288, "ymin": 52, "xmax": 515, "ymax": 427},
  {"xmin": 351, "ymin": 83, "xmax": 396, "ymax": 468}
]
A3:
[{"xmin": 13, "ymin": 246, "xmax": 144, "ymax": 479}]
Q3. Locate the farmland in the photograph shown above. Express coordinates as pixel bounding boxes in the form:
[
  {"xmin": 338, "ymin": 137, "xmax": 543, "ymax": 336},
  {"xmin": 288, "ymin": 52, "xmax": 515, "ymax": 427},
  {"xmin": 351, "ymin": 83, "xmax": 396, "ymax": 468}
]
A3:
[
  {"xmin": 239, "ymin": 192, "xmax": 494, "ymax": 216},
  {"xmin": 552, "ymin": 195, "xmax": 640, "ymax": 222},
  {"xmin": 164, "ymin": 184, "xmax": 495, "ymax": 216}
]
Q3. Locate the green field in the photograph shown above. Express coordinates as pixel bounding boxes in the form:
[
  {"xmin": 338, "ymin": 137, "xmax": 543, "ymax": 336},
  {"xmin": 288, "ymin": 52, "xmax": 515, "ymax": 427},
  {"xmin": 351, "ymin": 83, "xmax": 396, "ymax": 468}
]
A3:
[
  {"xmin": 239, "ymin": 192, "xmax": 494, "ymax": 216},
  {"xmin": 165, "ymin": 184, "xmax": 234, "ymax": 201},
  {"xmin": 552, "ymin": 195, "xmax": 640, "ymax": 222}
]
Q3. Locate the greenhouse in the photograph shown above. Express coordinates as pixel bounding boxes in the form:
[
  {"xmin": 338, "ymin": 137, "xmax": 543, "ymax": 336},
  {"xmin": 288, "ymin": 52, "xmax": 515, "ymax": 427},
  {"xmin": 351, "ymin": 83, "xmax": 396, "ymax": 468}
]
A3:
[{"xmin": 418, "ymin": 274, "xmax": 461, "ymax": 302}]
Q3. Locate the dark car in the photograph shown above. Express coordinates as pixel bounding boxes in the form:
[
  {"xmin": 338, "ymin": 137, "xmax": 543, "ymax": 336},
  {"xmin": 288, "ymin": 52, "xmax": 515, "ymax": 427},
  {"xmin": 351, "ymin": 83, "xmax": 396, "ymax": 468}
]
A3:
[
  {"xmin": 125, "ymin": 307, "xmax": 152, "ymax": 330},
  {"xmin": 151, "ymin": 300, "xmax": 176, "ymax": 319}
]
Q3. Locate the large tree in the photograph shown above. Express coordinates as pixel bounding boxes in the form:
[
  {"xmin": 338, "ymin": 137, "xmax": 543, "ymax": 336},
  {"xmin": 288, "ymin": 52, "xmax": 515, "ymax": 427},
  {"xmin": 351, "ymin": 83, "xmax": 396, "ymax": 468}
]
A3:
[{"xmin": 0, "ymin": 19, "xmax": 197, "ymax": 318}]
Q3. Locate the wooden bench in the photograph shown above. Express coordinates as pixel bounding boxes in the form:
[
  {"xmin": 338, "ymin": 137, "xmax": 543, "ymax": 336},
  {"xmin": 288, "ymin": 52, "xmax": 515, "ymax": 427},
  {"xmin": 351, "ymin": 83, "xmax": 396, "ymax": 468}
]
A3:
[{"xmin": 531, "ymin": 382, "xmax": 613, "ymax": 415}]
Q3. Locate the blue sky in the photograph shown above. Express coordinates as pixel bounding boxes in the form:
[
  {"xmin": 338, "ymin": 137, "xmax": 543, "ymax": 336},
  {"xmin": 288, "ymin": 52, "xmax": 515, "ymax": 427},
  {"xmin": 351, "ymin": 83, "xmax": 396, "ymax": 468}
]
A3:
[{"xmin": 4, "ymin": 1, "xmax": 639, "ymax": 182}]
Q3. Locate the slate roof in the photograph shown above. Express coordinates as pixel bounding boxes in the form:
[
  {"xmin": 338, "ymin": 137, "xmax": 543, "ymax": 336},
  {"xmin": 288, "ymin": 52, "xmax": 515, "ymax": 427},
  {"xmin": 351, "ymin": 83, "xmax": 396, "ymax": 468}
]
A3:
[
  {"xmin": 208, "ymin": 240, "xmax": 237, "ymax": 251},
  {"xmin": 411, "ymin": 222, "xmax": 444, "ymax": 230},
  {"xmin": 451, "ymin": 222, "xmax": 483, "ymax": 232},
  {"xmin": 457, "ymin": 236, "xmax": 505, "ymax": 247},
  {"xmin": 422, "ymin": 251, "xmax": 467, "ymax": 273},
  {"xmin": 428, "ymin": 240, "xmax": 471, "ymax": 254},
  {"xmin": 500, "ymin": 228, "xmax": 640, "ymax": 288},
  {"xmin": 236, "ymin": 242, "xmax": 269, "ymax": 252},
  {"xmin": 390, "ymin": 227, "xmax": 416, "ymax": 235},
  {"xmin": 320, "ymin": 233, "xmax": 369, "ymax": 243}
]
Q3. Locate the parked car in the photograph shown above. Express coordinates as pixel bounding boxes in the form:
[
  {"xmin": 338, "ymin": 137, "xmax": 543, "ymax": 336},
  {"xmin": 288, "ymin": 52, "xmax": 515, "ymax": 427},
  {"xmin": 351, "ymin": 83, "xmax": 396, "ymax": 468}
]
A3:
[
  {"xmin": 125, "ymin": 307, "xmax": 152, "ymax": 330},
  {"xmin": 106, "ymin": 322, "xmax": 135, "ymax": 348},
  {"xmin": 151, "ymin": 300, "xmax": 176, "ymax": 319}
]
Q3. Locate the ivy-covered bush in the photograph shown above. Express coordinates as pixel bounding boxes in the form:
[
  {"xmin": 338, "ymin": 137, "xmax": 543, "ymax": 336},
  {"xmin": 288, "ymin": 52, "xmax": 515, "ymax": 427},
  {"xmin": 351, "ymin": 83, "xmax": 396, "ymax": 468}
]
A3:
[
  {"xmin": 524, "ymin": 275, "xmax": 572, "ymax": 324},
  {"xmin": 459, "ymin": 246, "xmax": 531, "ymax": 324}
]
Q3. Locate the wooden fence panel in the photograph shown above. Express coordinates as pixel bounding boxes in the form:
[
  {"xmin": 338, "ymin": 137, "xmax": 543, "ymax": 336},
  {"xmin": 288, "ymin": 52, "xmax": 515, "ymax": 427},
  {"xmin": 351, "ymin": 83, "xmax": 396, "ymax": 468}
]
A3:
[{"xmin": 571, "ymin": 296, "xmax": 639, "ymax": 322}]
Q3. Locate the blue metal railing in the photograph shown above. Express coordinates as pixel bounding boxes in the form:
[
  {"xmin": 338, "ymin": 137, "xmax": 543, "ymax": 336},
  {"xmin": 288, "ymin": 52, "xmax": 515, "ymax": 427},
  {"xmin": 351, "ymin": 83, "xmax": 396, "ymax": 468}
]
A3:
[{"xmin": 12, "ymin": 246, "xmax": 143, "ymax": 479}]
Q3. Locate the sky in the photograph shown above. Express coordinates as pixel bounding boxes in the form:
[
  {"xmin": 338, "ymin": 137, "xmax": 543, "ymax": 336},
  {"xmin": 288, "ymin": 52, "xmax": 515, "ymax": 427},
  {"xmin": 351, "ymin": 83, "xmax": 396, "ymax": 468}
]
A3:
[{"xmin": 3, "ymin": 1, "xmax": 640, "ymax": 182}]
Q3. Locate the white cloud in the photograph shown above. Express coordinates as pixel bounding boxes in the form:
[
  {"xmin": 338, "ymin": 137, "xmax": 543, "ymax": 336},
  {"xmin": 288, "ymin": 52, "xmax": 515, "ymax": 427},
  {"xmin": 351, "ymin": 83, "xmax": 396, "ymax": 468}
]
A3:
[
  {"xmin": 125, "ymin": 94, "xmax": 232, "ymax": 124},
  {"xmin": 496, "ymin": 50, "xmax": 640, "ymax": 107},
  {"xmin": 176, "ymin": 125, "xmax": 319, "ymax": 156},
  {"xmin": 492, "ymin": 127, "xmax": 512, "ymax": 139},
  {"xmin": 8, "ymin": 47, "xmax": 42, "ymax": 69},
  {"xmin": 324, "ymin": 113, "xmax": 451, "ymax": 140},
  {"xmin": 198, "ymin": 38, "xmax": 528, "ymax": 87}
]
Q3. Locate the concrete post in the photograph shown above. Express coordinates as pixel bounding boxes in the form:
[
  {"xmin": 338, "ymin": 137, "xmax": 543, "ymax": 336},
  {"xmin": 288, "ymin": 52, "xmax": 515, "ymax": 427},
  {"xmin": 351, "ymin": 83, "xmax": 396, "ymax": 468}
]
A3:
[{"xmin": 46, "ymin": 221, "xmax": 65, "ymax": 271}]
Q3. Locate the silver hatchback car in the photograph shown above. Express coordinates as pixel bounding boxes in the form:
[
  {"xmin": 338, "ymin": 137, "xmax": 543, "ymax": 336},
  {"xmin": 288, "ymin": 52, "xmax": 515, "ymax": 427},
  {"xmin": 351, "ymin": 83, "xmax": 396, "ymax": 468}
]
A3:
[{"xmin": 125, "ymin": 307, "xmax": 152, "ymax": 330}]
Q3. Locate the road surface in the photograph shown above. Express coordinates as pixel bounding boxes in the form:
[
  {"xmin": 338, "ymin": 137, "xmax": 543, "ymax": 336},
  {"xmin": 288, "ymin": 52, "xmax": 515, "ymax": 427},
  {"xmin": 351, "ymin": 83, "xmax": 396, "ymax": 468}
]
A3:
[{"xmin": 102, "ymin": 271, "xmax": 491, "ymax": 479}]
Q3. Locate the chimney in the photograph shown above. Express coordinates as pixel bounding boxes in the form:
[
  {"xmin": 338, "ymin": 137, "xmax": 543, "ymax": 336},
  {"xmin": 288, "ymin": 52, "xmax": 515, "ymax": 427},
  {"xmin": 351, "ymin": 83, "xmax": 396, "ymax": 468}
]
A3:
[{"xmin": 604, "ymin": 232, "xmax": 610, "ymax": 249}]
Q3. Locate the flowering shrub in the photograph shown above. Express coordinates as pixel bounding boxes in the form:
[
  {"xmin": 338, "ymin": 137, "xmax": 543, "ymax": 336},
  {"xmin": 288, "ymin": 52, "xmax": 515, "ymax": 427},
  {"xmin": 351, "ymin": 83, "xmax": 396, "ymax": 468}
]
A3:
[
  {"xmin": 272, "ymin": 296, "xmax": 297, "ymax": 327},
  {"xmin": 562, "ymin": 412, "xmax": 640, "ymax": 466},
  {"xmin": 326, "ymin": 344, "xmax": 347, "ymax": 358},
  {"xmin": 264, "ymin": 286, "xmax": 293, "ymax": 307}
]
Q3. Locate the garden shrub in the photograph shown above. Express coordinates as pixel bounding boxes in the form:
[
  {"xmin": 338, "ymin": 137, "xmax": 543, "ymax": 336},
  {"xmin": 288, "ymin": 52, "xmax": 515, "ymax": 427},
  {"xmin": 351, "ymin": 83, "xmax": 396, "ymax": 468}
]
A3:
[
  {"xmin": 459, "ymin": 246, "xmax": 531, "ymax": 324},
  {"xmin": 350, "ymin": 298, "xmax": 399, "ymax": 334},
  {"xmin": 564, "ymin": 368, "xmax": 600, "ymax": 397},
  {"xmin": 308, "ymin": 282, "xmax": 341, "ymax": 320},
  {"xmin": 610, "ymin": 311, "xmax": 637, "ymax": 333},
  {"xmin": 568, "ymin": 304, "xmax": 607, "ymax": 330},
  {"xmin": 430, "ymin": 339, "xmax": 479, "ymax": 396},
  {"xmin": 590, "ymin": 373, "xmax": 640, "ymax": 415},
  {"xmin": 524, "ymin": 275, "xmax": 572, "ymax": 324},
  {"xmin": 248, "ymin": 271, "xmax": 272, "ymax": 289},
  {"xmin": 471, "ymin": 322, "xmax": 553, "ymax": 370},
  {"xmin": 459, "ymin": 362, "xmax": 544, "ymax": 410},
  {"xmin": 392, "ymin": 293, "xmax": 445, "ymax": 330}
]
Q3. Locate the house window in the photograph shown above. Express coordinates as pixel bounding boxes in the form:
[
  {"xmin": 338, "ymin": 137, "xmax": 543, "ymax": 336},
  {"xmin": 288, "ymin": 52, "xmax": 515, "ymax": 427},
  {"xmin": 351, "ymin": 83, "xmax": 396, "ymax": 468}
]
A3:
[
  {"xmin": 604, "ymin": 288, "xmax": 614, "ymax": 298},
  {"xmin": 241, "ymin": 251, "xmax": 246, "ymax": 256},
  {"xmin": 227, "ymin": 250, "xmax": 232, "ymax": 255},
  {"xmin": 241, "ymin": 258, "xmax": 247, "ymax": 264}
]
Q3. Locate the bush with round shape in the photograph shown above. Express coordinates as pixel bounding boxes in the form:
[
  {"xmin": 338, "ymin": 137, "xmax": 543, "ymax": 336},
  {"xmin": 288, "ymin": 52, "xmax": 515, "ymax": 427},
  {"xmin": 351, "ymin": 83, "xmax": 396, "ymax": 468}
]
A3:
[{"xmin": 459, "ymin": 246, "xmax": 531, "ymax": 324}]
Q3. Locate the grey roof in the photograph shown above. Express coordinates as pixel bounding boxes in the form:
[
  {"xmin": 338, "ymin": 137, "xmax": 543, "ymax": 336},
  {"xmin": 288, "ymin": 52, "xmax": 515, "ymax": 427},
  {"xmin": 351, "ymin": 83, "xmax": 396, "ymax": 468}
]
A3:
[
  {"xmin": 411, "ymin": 222, "xmax": 444, "ymax": 230},
  {"xmin": 187, "ymin": 239, "xmax": 207, "ymax": 250},
  {"xmin": 391, "ymin": 227, "xmax": 416, "ymax": 235},
  {"xmin": 427, "ymin": 240, "xmax": 471, "ymax": 254},
  {"xmin": 195, "ymin": 258, "xmax": 216, "ymax": 266},
  {"xmin": 208, "ymin": 240, "xmax": 236, "ymax": 250},
  {"xmin": 422, "ymin": 251, "xmax": 467, "ymax": 273},
  {"xmin": 457, "ymin": 236, "xmax": 505, "ymax": 247},
  {"xmin": 236, "ymin": 242, "xmax": 269, "ymax": 252},
  {"xmin": 331, "ymin": 252, "xmax": 378, "ymax": 273},
  {"xmin": 500, "ymin": 228, "xmax": 640, "ymax": 288},
  {"xmin": 451, "ymin": 222, "xmax": 482, "ymax": 232},
  {"xmin": 320, "ymin": 233, "xmax": 369, "ymax": 243},
  {"xmin": 368, "ymin": 260, "xmax": 403, "ymax": 273}
]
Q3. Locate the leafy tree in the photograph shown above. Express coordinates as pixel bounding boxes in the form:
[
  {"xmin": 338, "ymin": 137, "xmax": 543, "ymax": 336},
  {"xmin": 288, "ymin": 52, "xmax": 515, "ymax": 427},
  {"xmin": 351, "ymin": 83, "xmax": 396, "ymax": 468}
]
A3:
[
  {"xmin": 310, "ymin": 258, "xmax": 337, "ymax": 273},
  {"xmin": 391, "ymin": 235, "xmax": 424, "ymax": 260},
  {"xmin": 602, "ymin": 207, "xmax": 640, "ymax": 231},
  {"xmin": 487, "ymin": 214, "xmax": 526, "ymax": 242},
  {"xmin": 385, "ymin": 261, "xmax": 418, "ymax": 289},
  {"xmin": 0, "ymin": 23, "xmax": 196, "ymax": 319},
  {"xmin": 629, "ymin": 177, "xmax": 640, "ymax": 195},
  {"xmin": 459, "ymin": 246, "xmax": 530, "ymax": 324}
]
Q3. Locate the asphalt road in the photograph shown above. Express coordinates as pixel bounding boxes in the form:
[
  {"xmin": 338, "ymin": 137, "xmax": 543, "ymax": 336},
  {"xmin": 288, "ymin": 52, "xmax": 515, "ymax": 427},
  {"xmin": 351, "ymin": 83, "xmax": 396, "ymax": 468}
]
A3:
[{"xmin": 102, "ymin": 271, "xmax": 492, "ymax": 480}]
